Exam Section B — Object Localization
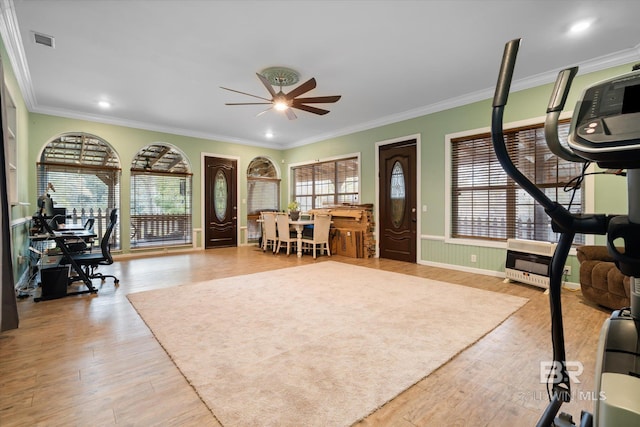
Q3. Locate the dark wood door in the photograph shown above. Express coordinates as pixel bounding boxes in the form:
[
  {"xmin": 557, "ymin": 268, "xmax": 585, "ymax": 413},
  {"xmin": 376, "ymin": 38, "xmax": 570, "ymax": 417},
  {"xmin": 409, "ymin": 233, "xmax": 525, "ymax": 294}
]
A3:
[
  {"xmin": 205, "ymin": 156, "xmax": 237, "ymax": 248},
  {"xmin": 379, "ymin": 140, "xmax": 417, "ymax": 262}
]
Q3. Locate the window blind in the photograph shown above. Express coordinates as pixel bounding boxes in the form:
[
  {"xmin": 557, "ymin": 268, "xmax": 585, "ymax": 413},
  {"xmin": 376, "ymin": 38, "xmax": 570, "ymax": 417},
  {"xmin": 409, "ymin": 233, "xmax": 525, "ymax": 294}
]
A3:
[
  {"xmin": 130, "ymin": 171, "xmax": 192, "ymax": 248},
  {"xmin": 247, "ymin": 179, "xmax": 280, "ymax": 215},
  {"xmin": 38, "ymin": 164, "xmax": 121, "ymax": 248},
  {"xmin": 451, "ymin": 121, "xmax": 585, "ymax": 244}
]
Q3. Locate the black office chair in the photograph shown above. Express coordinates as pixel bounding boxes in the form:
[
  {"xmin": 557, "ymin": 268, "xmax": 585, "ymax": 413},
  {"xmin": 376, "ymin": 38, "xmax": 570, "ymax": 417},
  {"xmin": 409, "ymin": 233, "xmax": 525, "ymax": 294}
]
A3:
[
  {"xmin": 68, "ymin": 209, "xmax": 119, "ymax": 285},
  {"xmin": 84, "ymin": 218, "xmax": 95, "ymax": 231}
]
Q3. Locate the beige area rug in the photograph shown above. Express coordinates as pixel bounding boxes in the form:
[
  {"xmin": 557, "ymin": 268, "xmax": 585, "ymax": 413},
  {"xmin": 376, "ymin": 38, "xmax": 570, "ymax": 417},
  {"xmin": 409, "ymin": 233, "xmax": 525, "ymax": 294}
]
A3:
[{"xmin": 127, "ymin": 261, "xmax": 528, "ymax": 427}]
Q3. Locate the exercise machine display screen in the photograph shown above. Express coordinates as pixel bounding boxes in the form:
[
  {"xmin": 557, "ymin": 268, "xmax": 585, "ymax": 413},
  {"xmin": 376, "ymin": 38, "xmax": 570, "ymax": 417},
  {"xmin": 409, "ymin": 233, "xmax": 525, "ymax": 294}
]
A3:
[
  {"xmin": 622, "ymin": 83, "xmax": 640, "ymax": 114},
  {"xmin": 569, "ymin": 70, "xmax": 640, "ymax": 168}
]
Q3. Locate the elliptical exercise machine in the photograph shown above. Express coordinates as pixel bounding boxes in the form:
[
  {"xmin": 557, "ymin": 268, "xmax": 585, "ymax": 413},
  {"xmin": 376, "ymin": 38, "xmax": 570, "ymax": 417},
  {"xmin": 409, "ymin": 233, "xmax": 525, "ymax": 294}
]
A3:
[{"xmin": 491, "ymin": 39, "xmax": 640, "ymax": 426}]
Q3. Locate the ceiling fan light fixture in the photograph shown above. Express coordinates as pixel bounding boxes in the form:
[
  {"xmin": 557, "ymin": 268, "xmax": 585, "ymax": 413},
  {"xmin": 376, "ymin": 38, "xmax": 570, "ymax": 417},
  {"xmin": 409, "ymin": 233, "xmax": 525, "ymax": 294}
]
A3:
[
  {"xmin": 222, "ymin": 69, "xmax": 340, "ymax": 120},
  {"xmin": 274, "ymin": 101, "xmax": 289, "ymax": 111}
]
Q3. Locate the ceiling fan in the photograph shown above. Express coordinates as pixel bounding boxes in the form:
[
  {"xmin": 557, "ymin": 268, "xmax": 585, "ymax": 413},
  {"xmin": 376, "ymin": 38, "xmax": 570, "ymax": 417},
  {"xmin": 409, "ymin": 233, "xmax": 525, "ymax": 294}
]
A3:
[{"xmin": 221, "ymin": 68, "xmax": 341, "ymax": 120}]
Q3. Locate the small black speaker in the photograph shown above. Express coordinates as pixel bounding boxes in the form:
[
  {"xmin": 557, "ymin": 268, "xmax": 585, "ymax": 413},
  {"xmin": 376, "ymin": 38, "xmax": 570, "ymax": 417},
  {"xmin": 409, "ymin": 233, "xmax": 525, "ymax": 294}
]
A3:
[{"xmin": 40, "ymin": 266, "xmax": 69, "ymax": 300}]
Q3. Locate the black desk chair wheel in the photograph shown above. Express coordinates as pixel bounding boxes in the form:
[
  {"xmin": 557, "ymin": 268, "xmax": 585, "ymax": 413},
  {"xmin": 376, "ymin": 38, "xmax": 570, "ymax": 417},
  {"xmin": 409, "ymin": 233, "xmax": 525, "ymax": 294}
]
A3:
[{"xmin": 67, "ymin": 209, "xmax": 119, "ymax": 285}]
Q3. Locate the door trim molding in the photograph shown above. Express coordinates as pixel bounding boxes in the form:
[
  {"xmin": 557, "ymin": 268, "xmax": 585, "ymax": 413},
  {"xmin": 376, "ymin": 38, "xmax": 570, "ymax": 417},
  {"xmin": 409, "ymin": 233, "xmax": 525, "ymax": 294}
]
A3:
[
  {"xmin": 201, "ymin": 152, "xmax": 241, "ymax": 248},
  {"xmin": 375, "ymin": 133, "xmax": 421, "ymax": 261}
]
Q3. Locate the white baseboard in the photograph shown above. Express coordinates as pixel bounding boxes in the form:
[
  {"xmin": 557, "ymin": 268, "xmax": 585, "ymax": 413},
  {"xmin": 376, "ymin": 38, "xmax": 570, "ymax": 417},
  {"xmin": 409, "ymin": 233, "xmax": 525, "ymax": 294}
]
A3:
[
  {"xmin": 417, "ymin": 259, "xmax": 504, "ymax": 278},
  {"xmin": 417, "ymin": 259, "xmax": 580, "ymax": 291}
]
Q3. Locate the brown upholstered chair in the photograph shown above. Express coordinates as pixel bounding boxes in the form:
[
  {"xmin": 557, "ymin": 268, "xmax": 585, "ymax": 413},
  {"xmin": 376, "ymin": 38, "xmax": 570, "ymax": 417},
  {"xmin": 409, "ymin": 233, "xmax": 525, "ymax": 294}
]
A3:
[{"xmin": 576, "ymin": 245, "xmax": 630, "ymax": 309}]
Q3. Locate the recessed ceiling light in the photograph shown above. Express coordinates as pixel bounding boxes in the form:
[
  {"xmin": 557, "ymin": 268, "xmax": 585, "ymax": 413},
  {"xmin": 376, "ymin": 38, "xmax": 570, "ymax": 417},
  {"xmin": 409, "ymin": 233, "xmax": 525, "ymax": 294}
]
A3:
[
  {"xmin": 265, "ymin": 131, "xmax": 274, "ymax": 139},
  {"xmin": 98, "ymin": 100, "xmax": 111, "ymax": 109},
  {"xmin": 569, "ymin": 19, "xmax": 593, "ymax": 34}
]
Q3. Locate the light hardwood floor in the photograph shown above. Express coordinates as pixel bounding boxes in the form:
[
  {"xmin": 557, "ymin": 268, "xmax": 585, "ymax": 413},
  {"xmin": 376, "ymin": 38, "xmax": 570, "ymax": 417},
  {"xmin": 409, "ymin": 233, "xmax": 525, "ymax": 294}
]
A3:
[{"xmin": 0, "ymin": 246, "xmax": 611, "ymax": 426}]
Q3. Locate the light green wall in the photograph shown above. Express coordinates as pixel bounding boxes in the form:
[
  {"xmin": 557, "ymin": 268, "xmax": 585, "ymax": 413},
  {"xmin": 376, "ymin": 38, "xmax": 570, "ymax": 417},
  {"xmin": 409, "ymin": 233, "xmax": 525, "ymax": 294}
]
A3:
[
  {"xmin": 283, "ymin": 63, "xmax": 631, "ymax": 280},
  {"xmin": 3, "ymin": 28, "xmax": 632, "ymax": 280},
  {"xmin": 27, "ymin": 113, "xmax": 283, "ymax": 251}
]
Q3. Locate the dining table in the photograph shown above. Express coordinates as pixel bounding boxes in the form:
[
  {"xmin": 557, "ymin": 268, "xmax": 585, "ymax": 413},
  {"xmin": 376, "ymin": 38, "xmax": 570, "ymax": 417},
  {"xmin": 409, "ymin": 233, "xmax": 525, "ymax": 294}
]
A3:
[{"xmin": 288, "ymin": 218, "xmax": 314, "ymax": 257}]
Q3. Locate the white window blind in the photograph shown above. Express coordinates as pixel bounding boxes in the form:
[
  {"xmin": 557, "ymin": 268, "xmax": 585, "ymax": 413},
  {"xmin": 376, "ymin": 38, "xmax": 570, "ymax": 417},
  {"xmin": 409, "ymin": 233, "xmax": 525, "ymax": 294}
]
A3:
[
  {"xmin": 37, "ymin": 133, "xmax": 121, "ymax": 248},
  {"xmin": 247, "ymin": 157, "xmax": 280, "ymax": 242}
]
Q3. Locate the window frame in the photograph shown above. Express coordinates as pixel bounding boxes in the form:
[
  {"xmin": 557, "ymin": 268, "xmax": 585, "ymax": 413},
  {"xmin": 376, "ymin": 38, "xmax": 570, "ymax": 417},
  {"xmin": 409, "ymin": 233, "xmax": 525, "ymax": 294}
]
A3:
[
  {"xmin": 37, "ymin": 133, "xmax": 122, "ymax": 249},
  {"xmin": 445, "ymin": 114, "xmax": 595, "ymax": 248},
  {"xmin": 289, "ymin": 153, "xmax": 361, "ymax": 211},
  {"xmin": 4, "ymin": 87, "xmax": 17, "ymax": 206},
  {"xmin": 130, "ymin": 143, "xmax": 193, "ymax": 249},
  {"xmin": 246, "ymin": 156, "xmax": 280, "ymax": 243}
]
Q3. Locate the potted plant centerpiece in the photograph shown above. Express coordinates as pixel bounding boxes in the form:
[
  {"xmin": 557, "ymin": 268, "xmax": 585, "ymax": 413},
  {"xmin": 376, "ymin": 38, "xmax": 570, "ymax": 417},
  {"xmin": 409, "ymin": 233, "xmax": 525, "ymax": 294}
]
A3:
[{"xmin": 288, "ymin": 200, "xmax": 301, "ymax": 221}]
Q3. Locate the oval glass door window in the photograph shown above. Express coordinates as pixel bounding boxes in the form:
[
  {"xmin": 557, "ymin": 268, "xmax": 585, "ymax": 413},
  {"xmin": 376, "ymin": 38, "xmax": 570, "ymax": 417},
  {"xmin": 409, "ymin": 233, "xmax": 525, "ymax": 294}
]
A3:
[
  {"xmin": 390, "ymin": 161, "xmax": 406, "ymax": 228},
  {"xmin": 214, "ymin": 170, "xmax": 228, "ymax": 221}
]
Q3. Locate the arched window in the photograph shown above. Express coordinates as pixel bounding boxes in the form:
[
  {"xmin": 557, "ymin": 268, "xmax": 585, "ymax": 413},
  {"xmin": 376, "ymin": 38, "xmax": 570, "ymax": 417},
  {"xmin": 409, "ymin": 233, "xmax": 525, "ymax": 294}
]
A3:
[
  {"xmin": 37, "ymin": 133, "xmax": 121, "ymax": 248},
  {"xmin": 130, "ymin": 143, "xmax": 192, "ymax": 248},
  {"xmin": 247, "ymin": 157, "xmax": 280, "ymax": 242}
]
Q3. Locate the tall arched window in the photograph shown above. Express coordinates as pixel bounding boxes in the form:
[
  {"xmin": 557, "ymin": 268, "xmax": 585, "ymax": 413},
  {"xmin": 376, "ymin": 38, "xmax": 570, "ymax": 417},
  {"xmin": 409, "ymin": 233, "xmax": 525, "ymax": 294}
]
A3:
[
  {"xmin": 37, "ymin": 133, "xmax": 121, "ymax": 248},
  {"xmin": 247, "ymin": 156, "xmax": 280, "ymax": 242},
  {"xmin": 130, "ymin": 143, "xmax": 192, "ymax": 248}
]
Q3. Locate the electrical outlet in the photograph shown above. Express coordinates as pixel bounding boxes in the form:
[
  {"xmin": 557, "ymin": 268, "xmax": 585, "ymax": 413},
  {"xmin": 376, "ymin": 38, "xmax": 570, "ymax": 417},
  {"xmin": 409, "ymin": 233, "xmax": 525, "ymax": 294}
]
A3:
[
  {"xmin": 563, "ymin": 265, "xmax": 572, "ymax": 275},
  {"xmin": 471, "ymin": 254, "xmax": 477, "ymax": 263}
]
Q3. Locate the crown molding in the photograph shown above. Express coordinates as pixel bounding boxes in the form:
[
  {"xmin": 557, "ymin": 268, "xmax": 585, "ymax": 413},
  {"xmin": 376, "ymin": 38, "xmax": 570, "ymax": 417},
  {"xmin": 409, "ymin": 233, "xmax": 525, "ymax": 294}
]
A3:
[
  {"xmin": 283, "ymin": 43, "xmax": 640, "ymax": 149},
  {"xmin": 0, "ymin": 0, "xmax": 36, "ymax": 109},
  {"xmin": 30, "ymin": 103, "xmax": 283, "ymax": 150},
  {"xmin": 2, "ymin": 0, "xmax": 638, "ymax": 151}
]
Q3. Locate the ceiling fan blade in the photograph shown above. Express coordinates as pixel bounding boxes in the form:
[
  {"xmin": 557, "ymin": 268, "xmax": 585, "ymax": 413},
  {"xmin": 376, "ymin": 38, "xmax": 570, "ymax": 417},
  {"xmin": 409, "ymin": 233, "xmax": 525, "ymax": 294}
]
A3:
[
  {"xmin": 220, "ymin": 86, "xmax": 272, "ymax": 102},
  {"xmin": 257, "ymin": 107, "xmax": 273, "ymax": 117},
  {"xmin": 256, "ymin": 73, "xmax": 278, "ymax": 98},
  {"xmin": 291, "ymin": 103, "xmax": 330, "ymax": 115},
  {"xmin": 285, "ymin": 108, "xmax": 297, "ymax": 120},
  {"xmin": 285, "ymin": 78, "xmax": 317, "ymax": 100},
  {"xmin": 292, "ymin": 95, "xmax": 341, "ymax": 104},
  {"xmin": 225, "ymin": 102, "xmax": 272, "ymax": 105}
]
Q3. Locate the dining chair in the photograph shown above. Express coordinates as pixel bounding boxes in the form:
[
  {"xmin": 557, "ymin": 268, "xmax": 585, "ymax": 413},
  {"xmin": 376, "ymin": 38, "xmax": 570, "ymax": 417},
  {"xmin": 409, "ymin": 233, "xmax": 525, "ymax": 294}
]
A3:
[
  {"xmin": 261, "ymin": 212, "xmax": 278, "ymax": 253},
  {"xmin": 300, "ymin": 214, "xmax": 332, "ymax": 259},
  {"xmin": 275, "ymin": 213, "xmax": 296, "ymax": 255}
]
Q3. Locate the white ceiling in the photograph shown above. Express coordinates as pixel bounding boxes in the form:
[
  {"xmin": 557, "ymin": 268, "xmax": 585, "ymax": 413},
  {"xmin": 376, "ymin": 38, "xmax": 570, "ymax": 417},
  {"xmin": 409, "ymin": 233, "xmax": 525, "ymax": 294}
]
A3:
[{"xmin": 2, "ymin": 0, "xmax": 640, "ymax": 149}]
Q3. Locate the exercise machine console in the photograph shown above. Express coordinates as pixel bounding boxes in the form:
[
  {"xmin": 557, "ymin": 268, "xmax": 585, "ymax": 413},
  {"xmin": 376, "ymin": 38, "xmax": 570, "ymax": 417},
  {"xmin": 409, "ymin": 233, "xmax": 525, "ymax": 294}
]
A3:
[{"xmin": 491, "ymin": 39, "xmax": 640, "ymax": 427}]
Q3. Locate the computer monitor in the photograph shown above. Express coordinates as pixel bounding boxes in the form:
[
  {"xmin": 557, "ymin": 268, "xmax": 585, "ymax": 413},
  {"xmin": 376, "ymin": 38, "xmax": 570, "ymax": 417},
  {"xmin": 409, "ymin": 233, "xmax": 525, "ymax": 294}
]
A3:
[
  {"xmin": 52, "ymin": 208, "xmax": 66, "ymax": 224},
  {"xmin": 37, "ymin": 195, "xmax": 54, "ymax": 217}
]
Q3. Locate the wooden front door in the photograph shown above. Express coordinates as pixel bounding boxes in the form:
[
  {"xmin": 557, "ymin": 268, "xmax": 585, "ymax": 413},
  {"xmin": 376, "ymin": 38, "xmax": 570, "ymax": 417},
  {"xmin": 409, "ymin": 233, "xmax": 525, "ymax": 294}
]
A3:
[
  {"xmin": 379, "ymin": 140, "xmax": 417, "ymax": 262},
  {"xmin": 205, "ymin": 156, "xmax": 237, "ymax": 248}
]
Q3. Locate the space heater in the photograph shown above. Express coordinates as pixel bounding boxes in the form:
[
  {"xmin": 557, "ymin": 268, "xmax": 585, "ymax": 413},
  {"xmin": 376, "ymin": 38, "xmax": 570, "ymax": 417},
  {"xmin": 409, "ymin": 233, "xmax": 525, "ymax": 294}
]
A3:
[{"xmin": 505, "ymin": 238, "xmax": 556, "ymax": 289}]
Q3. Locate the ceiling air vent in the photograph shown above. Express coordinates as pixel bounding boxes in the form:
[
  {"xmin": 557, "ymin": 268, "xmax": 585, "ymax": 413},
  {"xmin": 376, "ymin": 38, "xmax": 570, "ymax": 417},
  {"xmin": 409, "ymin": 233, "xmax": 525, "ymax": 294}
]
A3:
[{"xmin": 33, "ymin": 31, "xmax": 55, "ymax": 48}]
